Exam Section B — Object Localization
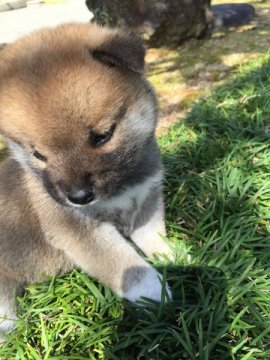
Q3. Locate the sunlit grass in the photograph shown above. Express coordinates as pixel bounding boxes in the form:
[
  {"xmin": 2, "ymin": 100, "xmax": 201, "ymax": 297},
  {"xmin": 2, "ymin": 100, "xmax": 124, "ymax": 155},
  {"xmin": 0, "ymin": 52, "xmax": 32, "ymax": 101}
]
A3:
[{"xmin": 147, "ymin": 0, "xmax": 270, "ymax": 131}]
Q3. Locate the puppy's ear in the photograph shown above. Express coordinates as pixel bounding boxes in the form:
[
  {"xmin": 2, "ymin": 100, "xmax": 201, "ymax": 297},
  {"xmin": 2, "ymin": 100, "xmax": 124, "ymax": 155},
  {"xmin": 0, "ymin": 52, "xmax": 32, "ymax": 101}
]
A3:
[{"xmin": 92, "ymin": 31, "xmax": 145, "ymax": 73}]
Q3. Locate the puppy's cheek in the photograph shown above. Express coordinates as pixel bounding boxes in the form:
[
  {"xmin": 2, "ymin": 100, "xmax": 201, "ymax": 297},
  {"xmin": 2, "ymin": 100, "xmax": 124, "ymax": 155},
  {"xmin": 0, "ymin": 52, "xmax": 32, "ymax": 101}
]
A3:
[
  {"xmin": 6, "ymin": 139, "xmax": 31, "ymax": 171},
  {"xmin": 122, "ymin": 266, "xmax": 172, "ymax": 303}
]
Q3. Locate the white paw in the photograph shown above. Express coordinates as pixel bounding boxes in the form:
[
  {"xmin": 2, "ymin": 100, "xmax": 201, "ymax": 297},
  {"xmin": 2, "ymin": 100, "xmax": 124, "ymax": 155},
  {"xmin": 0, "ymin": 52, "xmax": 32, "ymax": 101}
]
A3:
[
  {"xmin": 124, "ymin": 267, "xmax": 171, "ymax": 302},
  {"xmin": 0, "ymin": 317, "xmax": 16, "ymax": 343},
  {"xmin": 0, "ymin": 304, "xmax": 17, "ymax": 343}
]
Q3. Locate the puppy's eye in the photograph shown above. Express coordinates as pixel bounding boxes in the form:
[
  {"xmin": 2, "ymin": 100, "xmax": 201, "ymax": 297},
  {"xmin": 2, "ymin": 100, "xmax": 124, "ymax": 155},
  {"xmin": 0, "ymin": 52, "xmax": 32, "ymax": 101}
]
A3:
[
  {"xmin": 32, "ymin": 150, "xmax": 47, "ymax": 162},
  {"xmin": 90, "ymin": 124, "xmax": 116, "ymax": 148}
]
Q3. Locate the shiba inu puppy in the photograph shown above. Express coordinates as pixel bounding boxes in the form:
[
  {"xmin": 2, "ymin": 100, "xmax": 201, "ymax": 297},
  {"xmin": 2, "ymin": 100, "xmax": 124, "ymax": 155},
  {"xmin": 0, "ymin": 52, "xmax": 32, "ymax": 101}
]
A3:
[{"xmin": 0, "ymin": 23, "xmax": 172, "ymax": 340}]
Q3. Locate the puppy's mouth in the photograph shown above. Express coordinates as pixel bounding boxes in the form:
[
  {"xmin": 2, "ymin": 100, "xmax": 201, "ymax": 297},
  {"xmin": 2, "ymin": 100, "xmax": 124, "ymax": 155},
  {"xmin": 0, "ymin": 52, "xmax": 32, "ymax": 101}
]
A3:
[{"xmin": 41, "ymin": 170, "xmax": 123, "ymax": 208}]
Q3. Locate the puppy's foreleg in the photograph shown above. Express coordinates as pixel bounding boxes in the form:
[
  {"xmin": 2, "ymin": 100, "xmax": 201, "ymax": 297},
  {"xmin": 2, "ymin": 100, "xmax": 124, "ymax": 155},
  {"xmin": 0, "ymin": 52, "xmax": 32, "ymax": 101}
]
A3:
[
  {"xmin": 131, "ymin": 195, "xmax": 173, "ymax": 260},
  {"xmin": 54, "ymin": 223, "xmax": 170, "ymax": 302}
]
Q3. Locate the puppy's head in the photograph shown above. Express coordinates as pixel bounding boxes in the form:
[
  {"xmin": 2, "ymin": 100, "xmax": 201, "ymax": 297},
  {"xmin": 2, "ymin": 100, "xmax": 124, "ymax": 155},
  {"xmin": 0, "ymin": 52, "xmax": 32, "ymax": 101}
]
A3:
[{"xmin": 0, "ymin": 23, "xmax": 160, "ymax": 207}]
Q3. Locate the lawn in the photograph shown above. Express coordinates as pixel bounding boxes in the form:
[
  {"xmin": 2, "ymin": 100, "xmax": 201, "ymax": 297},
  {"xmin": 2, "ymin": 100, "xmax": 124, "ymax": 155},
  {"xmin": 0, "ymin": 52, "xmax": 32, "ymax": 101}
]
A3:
[
  {"xmin": 149, "ymin": 0, "xmax": 270, "ymax": 132},
  {"xmin": 1, "ymin": 43, "xmax": 270, "ymax": 359}
]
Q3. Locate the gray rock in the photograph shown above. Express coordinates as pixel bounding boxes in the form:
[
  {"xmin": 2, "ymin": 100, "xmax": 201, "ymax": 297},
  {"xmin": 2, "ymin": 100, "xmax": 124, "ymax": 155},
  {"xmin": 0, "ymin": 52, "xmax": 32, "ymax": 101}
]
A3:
[
  {"xmin": 86, "ymin": 0, "xmax": 212, "ymax": 47},
  {"xmin": 211, "ymin": 3, "xmax": 255, "ymax": 30},
  {"xmin": 0, "ymin": 0, "xmax": 26, "ymax": 12}
]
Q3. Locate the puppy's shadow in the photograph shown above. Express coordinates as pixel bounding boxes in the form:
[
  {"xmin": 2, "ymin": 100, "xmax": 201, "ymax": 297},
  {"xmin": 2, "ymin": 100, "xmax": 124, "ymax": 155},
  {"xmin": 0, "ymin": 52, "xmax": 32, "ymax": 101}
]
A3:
[{"xmin": 106, "ymin": 265, "xmax": 231, "ymax": 360}]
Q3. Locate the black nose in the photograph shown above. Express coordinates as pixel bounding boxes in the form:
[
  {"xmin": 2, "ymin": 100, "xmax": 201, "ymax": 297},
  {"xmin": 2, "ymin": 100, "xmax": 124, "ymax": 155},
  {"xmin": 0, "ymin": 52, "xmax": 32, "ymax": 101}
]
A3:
[{"xmin": 67, "ymin": 188, "xmax": 94, "ymax": 205}]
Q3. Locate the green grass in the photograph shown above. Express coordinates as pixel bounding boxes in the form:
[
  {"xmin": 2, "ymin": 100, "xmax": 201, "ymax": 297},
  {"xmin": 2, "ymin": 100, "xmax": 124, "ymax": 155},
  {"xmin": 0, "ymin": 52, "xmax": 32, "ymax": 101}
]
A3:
[
  {"xmin": 147, "ymin": 0, "xmax": 270, "ymax": 131},
  {"xmin": 1, "ymin": 50, "xmax": 270, "ymax": 359}
]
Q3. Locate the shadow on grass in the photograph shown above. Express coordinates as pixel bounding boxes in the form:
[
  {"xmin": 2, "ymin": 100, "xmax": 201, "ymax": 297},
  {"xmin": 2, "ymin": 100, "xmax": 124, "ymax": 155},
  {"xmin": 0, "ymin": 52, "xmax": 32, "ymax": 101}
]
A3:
[
  {"xmin": 105, "ymin": 265, "xmax": 230, "ymax": 360},
  {"xmin": 147, "ymin": 20, "xmax": 270, "ymax": 83}
]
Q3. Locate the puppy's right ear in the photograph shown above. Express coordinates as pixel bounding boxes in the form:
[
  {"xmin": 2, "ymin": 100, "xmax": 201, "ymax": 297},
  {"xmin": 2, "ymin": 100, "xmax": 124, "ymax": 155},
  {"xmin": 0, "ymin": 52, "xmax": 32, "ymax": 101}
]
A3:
[{"xmin": 91, "ymin": 29, "xmax": 145, "ymax": 74}]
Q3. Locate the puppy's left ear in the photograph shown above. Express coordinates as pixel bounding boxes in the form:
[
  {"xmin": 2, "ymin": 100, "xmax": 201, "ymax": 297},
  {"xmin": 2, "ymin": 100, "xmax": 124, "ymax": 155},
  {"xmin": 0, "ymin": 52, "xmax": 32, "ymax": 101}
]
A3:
[{"xmin": 92, "ymin": 30, "xmax": 145, "ymax": 74}]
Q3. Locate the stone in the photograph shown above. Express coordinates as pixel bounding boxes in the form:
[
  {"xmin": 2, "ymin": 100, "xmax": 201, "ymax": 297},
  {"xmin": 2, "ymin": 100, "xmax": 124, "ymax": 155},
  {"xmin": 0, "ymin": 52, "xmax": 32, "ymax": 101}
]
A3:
[
  {"xmin": 211, "ymin": 3, "xmax": 256, "ymax": 30},
  {"xmin": 86, "ymin": 0, "xmax": 213, "ymax": 47},
  {"xmin": 0, "ymin": 0, "xmax": 27, "ymax": 12}
]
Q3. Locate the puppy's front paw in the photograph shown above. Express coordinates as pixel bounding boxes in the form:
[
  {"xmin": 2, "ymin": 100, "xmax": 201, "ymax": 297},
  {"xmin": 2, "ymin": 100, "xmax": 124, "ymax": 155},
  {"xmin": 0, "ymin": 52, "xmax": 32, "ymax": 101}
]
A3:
[
  {"xmin": 0, "ymin": 316, "xmax": 17, "ymax": 343},
  {"xmin": 123, "ymin": 266, "xmax": 171, "ymax": 303},
  {"xmin": 0, "ymin": 300, "xmax": 17, "ymax": 343}
]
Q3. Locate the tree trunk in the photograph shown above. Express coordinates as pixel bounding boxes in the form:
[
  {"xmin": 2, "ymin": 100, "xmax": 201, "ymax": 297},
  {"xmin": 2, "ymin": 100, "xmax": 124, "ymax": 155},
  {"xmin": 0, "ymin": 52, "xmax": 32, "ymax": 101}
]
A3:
[{"xmin": 86, "ymin": 0, "xmax": 213, "ymax": 47}]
